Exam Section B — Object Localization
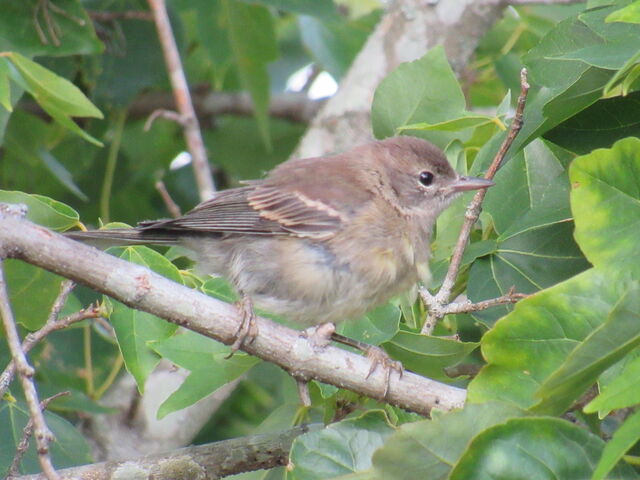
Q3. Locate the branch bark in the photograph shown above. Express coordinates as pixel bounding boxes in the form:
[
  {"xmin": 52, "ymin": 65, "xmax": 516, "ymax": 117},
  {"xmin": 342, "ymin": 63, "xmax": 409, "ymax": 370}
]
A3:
[
  {"xmin": 15, "ymin": 425, "xmax": 315, "ymax": 480},
  {"xmin": 0, "ymin": 210, "xmax": 466, "ymax": 417}
]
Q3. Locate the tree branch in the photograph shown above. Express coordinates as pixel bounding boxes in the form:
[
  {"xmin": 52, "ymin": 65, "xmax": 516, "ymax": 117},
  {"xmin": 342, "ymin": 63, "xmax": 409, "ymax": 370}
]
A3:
[
  {"xmin": 147, "ymin": 0, "xmax": 216, "ymax": 200},
  {"xmin": 0, "ymin": 248, "xmax": 59, "ymax": 479},
  {"xmin": 508, "ymin": 0, "xmax": 583, "ymax": 4},
  {"xmin": 294, "ymin": 0, "xmax": 511, "ymax": 158},
  {"xmin": 19, "ymin": 92, "xmax": 324, "ymax": 125},
  {"xmin": 15, "ymin": 425, "xmax": 316, "ymax": 480},
  {"xmin": 7, "ymin": 392, "xmax": 70, "ymax": 480},
  {"xmin": 0, "ymin": 208, "xmax": 466, "ymax": 417},
  {"xmin": 0, "ymin": 303, "xmax": 103, "ymax": 398},
  {"xmin": 420, "ymin": 68, "xmax": 530, "ymax": 334}
]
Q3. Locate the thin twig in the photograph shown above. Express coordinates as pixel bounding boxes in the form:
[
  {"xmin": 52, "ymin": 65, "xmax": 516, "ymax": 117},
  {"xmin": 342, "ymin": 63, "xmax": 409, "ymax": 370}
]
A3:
[
  {"xmin": 47, "ymin": 1, "xmax": 85, "ymax": 26},
  {"xmin": 0, "ymin": 262, "xmax": 59, "ymax": 480},
  {"xmin": 0, "ymin": 304, "xmax": 104, "ymax": 398},
  {"xmin": 33, "ymin": 0, "xmax": 49, "ymax": 45},
  {"xmin": 47, "ymin": 280, "xmax": 76, "ymax": 324},
  {"xmin": 7, "ymin": 392, "xmax": 70, "ymax": 479},
  {"xmin": 441, "ymin": 291, "xmax": 529, "ymax": 314},
  {"xmin": 40, "ymin": 0, "xmax": 61, "ymax": 46},
  {"xmin": 155, "ymin": 180, "xmax": 182, "ymax": 218},
  {"xmin": 89, "ymin": 10, "xmax": 154, "ymax": 22},
  {"xmin": 147, "ymin": 0, "xmax": 216, "ymax": 201},
  {"xmin": 421, "ymin": 68, "xmax": 530, "ymax": 334},
  {"xmin": 144, "ymin": 109, "xmax": 185, "ymax": 131}
]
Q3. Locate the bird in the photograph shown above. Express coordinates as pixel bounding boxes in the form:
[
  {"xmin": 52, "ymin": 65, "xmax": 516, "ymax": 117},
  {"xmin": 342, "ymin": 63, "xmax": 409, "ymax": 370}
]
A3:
[{"xmin": 67, "ymin": 136, "xmax": 493, "ymax": 391}]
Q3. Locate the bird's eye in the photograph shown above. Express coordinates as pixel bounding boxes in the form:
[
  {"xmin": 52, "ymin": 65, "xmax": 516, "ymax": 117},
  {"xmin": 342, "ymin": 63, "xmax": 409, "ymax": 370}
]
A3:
[{"xmin": 419, "ymin": 171, "xmax": 434, "ymax": 187}]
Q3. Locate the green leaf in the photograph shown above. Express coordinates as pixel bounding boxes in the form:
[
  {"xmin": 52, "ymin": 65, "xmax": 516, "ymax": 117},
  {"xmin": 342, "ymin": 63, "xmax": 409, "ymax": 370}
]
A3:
[
  {"xmin": 468, "ymin": 140, "xmax": 589, "ymax": 326},
  {"xmin": 151, "ymin": 330, "xmax": 260, "ymax": 418},
  {"xmin": 0, "ymin": 190, "xmax": 79, "ymax": 231},
  {"xmin": 603, "ymin": 50, "xmax": 640, "ymax": 96},
  {"xmin": 450, "ymin": 417, "xmax": 636, "ymax": 480},
  {"xmin": 203, "ymin": 116, "xmax": 305, "ymax": 182},
  {"xmin": 570, "ymin": 136, "xmax": 640, "ymax": 270},
  {"xmin": 38, "ymin": 148, "xmax": 88, "ymax": 201},
  {"xmin": 585, "ymin": 355, "xmax": 640, "ymax": 414},
  {"xmin": 6, "ymin": 52, "xmax": 103, "ymax": 145},
  {"xmin": 0, "ymin": 0, "xmax": 102, "ymax": 57},
  {"xmin": 606, "ymin": 1, "xmax": 640, "ymax": 24},
  {"xmin": 0, "ymin": 400, "xmax": 92, "ymax": 475},
  {"xmin": 299, "ymin": 10, "xmax": 380, "ymax": 80},
  {"xmin": 592, "ymin": 409, "xmax": 640, "ymax": 480},
  {"xmin": 201, "ymin": 276, "xmax": 238, "ymax": 303},
  {"xmin": 556, "ymin": 7, "xmax": 640, "ymax": 70},
  {"xmin": 533, "ymin": 283, "xmax": 640, "ymax": 414},
  {"xmin": 221, "ymin": 0, "xmax": 278, "ymax": 148},
  {"xmin": 338, "ymin": 303, "xmax": 401, "ymax": 346},
  {"xmin": 372, "ymin": 46, "xmax": 469, "ymax": 148},
  {"xmin": 468, "ymin": 268, "xmax": 636, "ymax": 411},
  {"xmin": 7, "ymin": 53, "xmax": 100, "ymax": 117},
  {"xmin": 3, "ymin": 259, "xmax": 66, "ymax": 330},
  {"xmin": 371, "ymin": 403, "xmax": 525, "ymax": 480},
  {"xmin": 0, "ymin": 58, "xmax": 12, "ymax": 112},
  {"xmin": 512, "ymin": 5, "xmax": 640, "ymax": 153},
  {"xmin": 289, "ymin": 411, "xmax": 394, "ymax": 480},
  {"xmin": 93, "ymin": 17, "xmax": 167, "ymax": 105},
  {"xmin": 544, "ymin": 91, "xmax": 640, "ymax": 154},
  {"xmin": 382, "ymin": 332, "xmax": 478, "ymax": 381},
  {"xmin": 37, "ymin": 101, "xmax": 103, "ymax": 147},
  {"xmin": 33, "ymin": 322, "xmax": 121, "ymax": 395},
  {"xmin": 106, "ymin": 246, "xmax": 183, "ymax": 391},
  {"xmin": 398, "ymin": 115, "xmax": 504, "ymax": 133},
  {"xmin": 468, "ymin": 268, "xmax": 635, "ymax": 413}
]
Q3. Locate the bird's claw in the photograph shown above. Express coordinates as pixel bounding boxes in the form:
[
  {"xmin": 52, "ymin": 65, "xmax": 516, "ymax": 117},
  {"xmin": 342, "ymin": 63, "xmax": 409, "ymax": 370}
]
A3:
[
  {"xmin": 365, "ymin": 345, "xmax": 404, "ymax": 399},
  {"xmin": 226, "ymin": 294, "xmax": 258, "ymax": 358}
]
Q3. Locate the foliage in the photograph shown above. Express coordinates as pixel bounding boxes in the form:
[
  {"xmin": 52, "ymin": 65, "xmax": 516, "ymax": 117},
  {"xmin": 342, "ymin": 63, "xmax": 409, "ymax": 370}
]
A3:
[{"xmin": 1, "ymin": 0, "xmax": 640, "ymax": 479}]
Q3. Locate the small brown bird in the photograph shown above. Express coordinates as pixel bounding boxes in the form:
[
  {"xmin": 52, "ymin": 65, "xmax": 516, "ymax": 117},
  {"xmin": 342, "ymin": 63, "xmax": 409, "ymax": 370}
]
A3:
[{"xmin": 68, "ymin": 136, "xmax": 492, "ymax": 381}]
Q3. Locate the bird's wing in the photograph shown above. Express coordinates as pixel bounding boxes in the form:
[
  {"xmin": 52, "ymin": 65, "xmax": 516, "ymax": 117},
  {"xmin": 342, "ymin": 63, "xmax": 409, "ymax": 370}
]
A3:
[{"xmin": 139, "ymin": 182, "xmax": 346, "ymax": 239}]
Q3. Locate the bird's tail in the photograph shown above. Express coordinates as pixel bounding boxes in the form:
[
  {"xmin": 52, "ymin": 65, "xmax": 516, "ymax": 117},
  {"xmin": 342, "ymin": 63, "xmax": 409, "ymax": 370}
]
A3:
[{"xmin": 64, "ymin": 228, "xmax": 181, "ymax": 248}]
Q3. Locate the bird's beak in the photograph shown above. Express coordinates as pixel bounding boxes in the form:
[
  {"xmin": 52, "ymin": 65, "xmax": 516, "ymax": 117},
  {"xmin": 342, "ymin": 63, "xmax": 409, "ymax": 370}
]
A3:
[{"xmin": 450, "ymin": 176, "xmax": 495, "ymax": 192}]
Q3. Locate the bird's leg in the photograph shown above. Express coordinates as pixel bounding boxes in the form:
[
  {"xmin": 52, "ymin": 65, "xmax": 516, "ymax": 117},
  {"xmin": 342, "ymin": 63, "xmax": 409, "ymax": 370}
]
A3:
[
  {"xmin": 331, "ymin": 331, "xmax": 403, "ymax": 399},
  {"xmin": 226, "ymin": 292, "xmax": 258, "ymax": 358}
]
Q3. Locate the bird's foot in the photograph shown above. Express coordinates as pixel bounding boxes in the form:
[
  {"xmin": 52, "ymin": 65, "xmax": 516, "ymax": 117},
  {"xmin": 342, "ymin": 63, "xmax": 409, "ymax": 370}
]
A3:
[
  {"xmin": 331, "ymin": 331, "xmax": 403, "ymax": 400},
  {"xmin": 226, "ymin": 293, "xmax": 258, "ymax": 358},
  {"xmin": 364, "ymin": 344, "xmax": 404, "ymax": 399}
]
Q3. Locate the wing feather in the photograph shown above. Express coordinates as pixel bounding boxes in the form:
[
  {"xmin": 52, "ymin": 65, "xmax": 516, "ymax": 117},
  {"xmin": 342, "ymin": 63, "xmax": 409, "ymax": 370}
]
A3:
[{"xmin": 138, "ymin": 182, "xmax": 346, "ymax": 239}]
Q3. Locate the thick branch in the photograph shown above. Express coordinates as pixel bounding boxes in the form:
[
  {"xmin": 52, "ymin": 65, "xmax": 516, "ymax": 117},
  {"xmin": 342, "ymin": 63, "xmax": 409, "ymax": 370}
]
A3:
[
  {"xmin": 15, "ymin": 425, "xmax": 315, "ymax": 480},
  {"xmin": 0, "ymin": 212, "xmax": 466, "ymax": 417},
  {"xmin": 508, "ymin": 0, "xmax": 583, "ymax": 4}
]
